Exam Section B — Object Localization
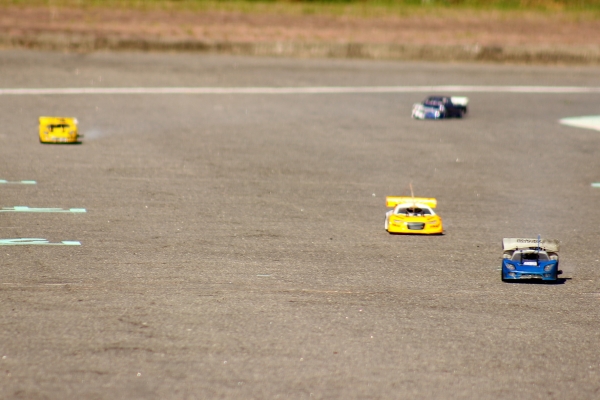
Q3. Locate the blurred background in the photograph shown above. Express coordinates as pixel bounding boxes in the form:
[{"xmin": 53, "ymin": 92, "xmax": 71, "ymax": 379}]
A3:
[{"xmin": 2, "ymin": 0, "xmax": 600, "ymax": 64}]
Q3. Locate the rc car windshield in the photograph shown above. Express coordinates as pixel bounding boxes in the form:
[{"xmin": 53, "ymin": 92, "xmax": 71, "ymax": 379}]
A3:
[
  {"xmin": 396, "ymin": 207, "xmax": 433, "ymax": 216},
  {"xmin": 48, "ymin": 124, "xmax": 71, "ymax": 130},
  {"xmin": 512, "ymin": 251, "xmax": 549, "ymax": 262}
]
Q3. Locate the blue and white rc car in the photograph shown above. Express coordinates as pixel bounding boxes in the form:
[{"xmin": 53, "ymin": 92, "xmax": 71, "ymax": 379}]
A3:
[
  {"xmin": 412, "ymin": 96, "xmax": 468, "ymax": 119},
  {"xmin": 501, "ymin": 237, "xmax": 560, "ymax": 282}
]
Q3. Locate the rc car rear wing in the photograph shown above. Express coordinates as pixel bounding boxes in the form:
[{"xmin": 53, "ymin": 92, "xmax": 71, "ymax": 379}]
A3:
[
  {"xmin": 39, "ymin": 116, "xmax": 78, "ymax": 126},
  {"xmin": 386, "ymin": 197, "xmax": 437, "ymax": 209},
  {"xmin": 450, "ymin": 97, "xmax": 469, "ymax": 106},
  {"xmin": 502, "ymin": 238, "xmax": 559, "ymax": 253}
]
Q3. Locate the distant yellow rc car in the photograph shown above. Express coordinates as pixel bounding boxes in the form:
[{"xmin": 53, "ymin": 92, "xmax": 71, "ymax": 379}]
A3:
[
  {"xmin": 384, "ymin": 196, "xmax": 443, "ymax": 234},
  {"xmin": 39, "ymin": 117, "xmax": 78, "ymax": 143}
]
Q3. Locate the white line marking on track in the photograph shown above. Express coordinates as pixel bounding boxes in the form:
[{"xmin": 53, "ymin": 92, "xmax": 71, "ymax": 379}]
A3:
[
  {"xmin": 0, "ymin": 206, "xmax": 86, "ymax": 213},
  {"xmin": 0, "ymin": 238, "xmax": 81, "ymax": 245},
  {"xmin": 559, "ymin": 116, "xmax": 600, "ymax": 132},
  {"xmin": 1, "ymin": 86, "xmax": 600, "ymax": 95},
  {"xmin": 2, "ymin": 283, "xmax": 82, "ymax": 286},
  {"xmin": 0, "ymin": 180, "xmax": 36, "ymax": 184}
]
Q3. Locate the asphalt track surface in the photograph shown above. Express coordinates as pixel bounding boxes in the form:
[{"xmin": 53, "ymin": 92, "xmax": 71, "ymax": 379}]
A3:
[{"xmin": 1, "ymin": 50, "xmax": 600, "ymax": 399}]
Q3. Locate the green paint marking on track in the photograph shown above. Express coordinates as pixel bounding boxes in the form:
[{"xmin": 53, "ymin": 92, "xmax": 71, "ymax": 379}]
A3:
[
  {"xmin": 592, "ymin": 183, "xmax": 600, "ymax": 188},
  {"xmin": 0, "ymin": 180, "xmax": 37, "ymax": 184},
  {"xmin": 0, "ymin": 238, "xmax": 81, "ymax": 246},
  {"xmin": 0, "ymin": 206, "xmax": 86, "ymax": 213}
]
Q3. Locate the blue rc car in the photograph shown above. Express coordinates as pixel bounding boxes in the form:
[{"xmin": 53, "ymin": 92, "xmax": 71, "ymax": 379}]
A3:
[
  {"xmin": 501, "ymin": 237, "xmax": 560, "ymax": 282},
  {"xmin": 412, "ymin": 96, "xmax": 468, "ymax": 119}
]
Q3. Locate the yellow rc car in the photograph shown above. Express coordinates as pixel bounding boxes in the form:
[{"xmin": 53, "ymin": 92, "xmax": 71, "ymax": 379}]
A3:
[
  {"xmin": 384, "ymin": 196, "xmax": 443, "ymax": 234},
  {"xmin": 39, "ymin": 117, "xmax": 79, "ymax": 143}
]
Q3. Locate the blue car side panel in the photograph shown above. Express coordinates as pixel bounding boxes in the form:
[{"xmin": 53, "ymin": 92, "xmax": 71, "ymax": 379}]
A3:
[
  {"xmin": 425, "ymin": 112, "xmax": 444, "ymax": 119},
  {"xmin": 502, "ymin": 259, "xmax": 559, "ymax": 281}
]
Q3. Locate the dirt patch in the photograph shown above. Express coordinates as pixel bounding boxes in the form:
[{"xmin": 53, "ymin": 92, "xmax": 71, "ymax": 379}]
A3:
[{"xmin": 2, "ymin": 5, "xmax": 600, "ymax": 63}]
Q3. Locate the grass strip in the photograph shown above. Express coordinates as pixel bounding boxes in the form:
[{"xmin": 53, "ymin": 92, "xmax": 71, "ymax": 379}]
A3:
[{"xmin": 5, "ymin": 0, "xmax": 600, "ymax": 17}]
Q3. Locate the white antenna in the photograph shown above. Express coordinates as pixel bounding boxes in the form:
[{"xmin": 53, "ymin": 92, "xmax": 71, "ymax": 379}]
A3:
[{"xmin": 409, "ymin": 182, "xmax": 416, "ymax": 208}]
